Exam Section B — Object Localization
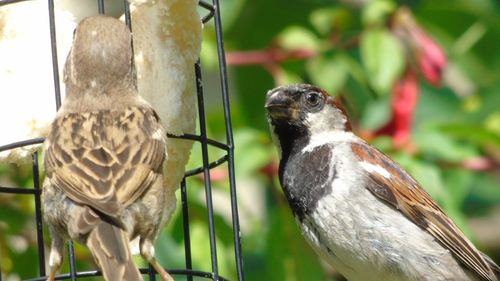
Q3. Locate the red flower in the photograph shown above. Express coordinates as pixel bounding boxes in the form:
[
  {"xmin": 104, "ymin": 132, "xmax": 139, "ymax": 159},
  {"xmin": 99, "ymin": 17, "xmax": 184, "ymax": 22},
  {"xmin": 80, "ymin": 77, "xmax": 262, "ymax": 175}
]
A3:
[
  {"xmin": 376, "ymin": 68, "xmax": 419, "ymax": 147},
  {"xmin": 416, "ymin": 31, "xmax": 447, "ymax": 86},
  {"xmin": 391, "ymin": 7, "xmax": 447, "ymax": 86}
]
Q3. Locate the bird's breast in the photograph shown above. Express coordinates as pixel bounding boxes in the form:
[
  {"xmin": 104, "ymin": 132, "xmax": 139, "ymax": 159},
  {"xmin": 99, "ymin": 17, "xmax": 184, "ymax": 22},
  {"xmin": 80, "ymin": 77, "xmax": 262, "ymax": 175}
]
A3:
[
  {"xmin": 297, "ymin": 173, "xmax": 473, "ymax": 281},
  {"xmin": 281, "ymin": 143, "xmax": 336, "ymax": 221}
]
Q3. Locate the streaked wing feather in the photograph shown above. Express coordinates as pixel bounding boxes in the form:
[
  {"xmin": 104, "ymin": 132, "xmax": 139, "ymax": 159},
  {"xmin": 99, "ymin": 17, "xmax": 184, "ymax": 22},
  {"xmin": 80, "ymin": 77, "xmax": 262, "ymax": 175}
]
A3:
[
  {"xmin": 352, "ymin": 142, "xmax": 497, "ymax": 281},
  {"xmin": 44, "ymin": 106, "xmax": 165, "ymax": 218}
]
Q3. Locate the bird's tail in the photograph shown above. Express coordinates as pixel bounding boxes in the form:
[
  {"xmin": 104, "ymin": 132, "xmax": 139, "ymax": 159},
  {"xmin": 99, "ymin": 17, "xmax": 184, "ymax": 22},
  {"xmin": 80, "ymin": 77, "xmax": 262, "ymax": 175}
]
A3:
[
  {"xmin": 480, "ymin": 252, "xmax": 500, "ymax": 281},
  {"xmin": 489, "ymin": 260, "xmax": 500, "ymax": 280},
  {"xmin": 86, "ymin": 221, "xmax": 144, "ymax": 281}
]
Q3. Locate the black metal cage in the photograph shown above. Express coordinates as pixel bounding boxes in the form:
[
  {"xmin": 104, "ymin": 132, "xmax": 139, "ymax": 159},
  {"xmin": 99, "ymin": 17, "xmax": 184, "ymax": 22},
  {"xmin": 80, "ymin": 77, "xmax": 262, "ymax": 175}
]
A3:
[{"xmin": 0, "ymin": 1, "xmax": 244, "ymax": 280}]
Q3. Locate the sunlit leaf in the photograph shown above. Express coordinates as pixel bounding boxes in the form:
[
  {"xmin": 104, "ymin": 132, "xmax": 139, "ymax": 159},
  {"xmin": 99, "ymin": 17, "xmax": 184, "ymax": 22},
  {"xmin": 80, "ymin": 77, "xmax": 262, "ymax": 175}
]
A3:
[
  {"xmin": 310, "ymin": 7, "xmax": 352, "ymax": 36},
  {"xmin": 360, "ymin": 97, "xmax": 391, "ymax": 130},
  {"xmin": 414, "ymin": 130, "xmax": 479, "ymax": 162},
  {"xmin": 278, "ymin": 26, "xmax": 321, "ymax": 51},
  {"xmin": 234, "ymin": 129, "xmax": 274, "ymax": 177},
  {"xmin": 308, "ymin": 54, "xmax": 349, "ymax": 95},
  {"xmin": 362, "ymin": 0, "xmax": 396, "ymax": 26},
  {"xmin": 360, "ymin": 28, "xmax": 405, "ymax": 95},
  {"xmin": 439, "ymin": 124, "xmax": 500, "ymax": 148}
]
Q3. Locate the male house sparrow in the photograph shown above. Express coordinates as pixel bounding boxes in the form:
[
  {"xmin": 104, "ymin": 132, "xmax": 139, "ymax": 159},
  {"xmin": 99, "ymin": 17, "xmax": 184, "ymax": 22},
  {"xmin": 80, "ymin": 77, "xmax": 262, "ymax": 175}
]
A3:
[
  {"xmin": 42, "ymin": 16, "xmax": 173, "ymax": 281},
  {"xmin": 265, "ymin": 84, "xmax": 500, "ymax": 281}
]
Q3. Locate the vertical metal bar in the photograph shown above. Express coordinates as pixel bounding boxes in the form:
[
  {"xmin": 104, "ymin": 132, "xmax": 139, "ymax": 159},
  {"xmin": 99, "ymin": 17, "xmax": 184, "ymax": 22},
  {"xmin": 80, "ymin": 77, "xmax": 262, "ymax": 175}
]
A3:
[
  {"xmin": 32, "ymin": 152, "xmax": 46, "ymax": 276},
  {"xmin": 123, "ymin": 0, "xmax": 132, "ymax": 30},
  {"xmin": 211, "ymin": 1, "xmax": 245, "ymax": 280},
  {"xmin": 148, "ymin": 264, "xmax": 156, "ymax": 281},
  {"xmin": 47, "ymin": 0, "xmax": 62, "ymax": 110},
  {"xmin": 194, "ymin": 61, "xmax": 219, "ymax": 280},
  {"xmin": 180, "ymin": 178, "xmax": 193, "ymax": 281},
  {"xmin": 97, "ymin": 0, "xmax": 105, "ymax": 14},
  {"xmin": 123, "ymin": 0, "xmax": 136, "ymax": 77},
  {"xmin": 68, "ymin": 241, "xmax": 77, "ymax": 281}
]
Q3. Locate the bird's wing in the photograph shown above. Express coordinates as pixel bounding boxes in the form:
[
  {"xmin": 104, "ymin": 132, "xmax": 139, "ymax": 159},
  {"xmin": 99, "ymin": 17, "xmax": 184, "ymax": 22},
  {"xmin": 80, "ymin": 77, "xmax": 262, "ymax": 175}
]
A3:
[
  {"xmin": 44, "ymin": 106, "xmax": 166, "ymax": 218},
  {"xmin": 351, "ymin": 141, "xmax": 497, "ymax": 281}
]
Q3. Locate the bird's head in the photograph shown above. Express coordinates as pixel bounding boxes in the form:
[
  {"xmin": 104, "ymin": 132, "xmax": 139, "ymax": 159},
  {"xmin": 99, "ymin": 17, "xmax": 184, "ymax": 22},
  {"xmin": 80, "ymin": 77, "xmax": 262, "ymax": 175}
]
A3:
[
  {"xmin": 265, "ymin": 84, "xmax": 351, "ymax": 157},
  {"xmin": 65, "ymin": 16, "xmax": 134, "ymax": 90}
]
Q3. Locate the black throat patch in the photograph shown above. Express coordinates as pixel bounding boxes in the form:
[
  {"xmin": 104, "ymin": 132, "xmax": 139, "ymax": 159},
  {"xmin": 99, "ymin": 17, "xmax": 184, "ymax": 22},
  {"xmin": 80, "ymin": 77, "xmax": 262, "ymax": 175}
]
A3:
[{"xmin": 279, "ymin": 143, "xmax": 335, "ymax": 221}]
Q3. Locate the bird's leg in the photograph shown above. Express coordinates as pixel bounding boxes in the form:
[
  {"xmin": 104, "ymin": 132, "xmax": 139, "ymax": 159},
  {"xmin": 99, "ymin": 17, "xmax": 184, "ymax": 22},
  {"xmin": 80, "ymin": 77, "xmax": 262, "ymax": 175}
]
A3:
[
  {"xmin": 46, "ymin": 233, "xmax": 64, "ymax": 281},
  {"xmin": 140, "ymin": 238, "xmax": 174, "ymax": 281}
]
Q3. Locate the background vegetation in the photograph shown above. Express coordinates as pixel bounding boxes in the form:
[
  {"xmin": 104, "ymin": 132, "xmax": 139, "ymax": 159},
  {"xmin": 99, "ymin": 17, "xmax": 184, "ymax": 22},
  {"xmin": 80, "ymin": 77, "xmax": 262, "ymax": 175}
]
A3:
[{"xmin": 1, "ymin": 0, "xmax": 499, "ymax": 280}]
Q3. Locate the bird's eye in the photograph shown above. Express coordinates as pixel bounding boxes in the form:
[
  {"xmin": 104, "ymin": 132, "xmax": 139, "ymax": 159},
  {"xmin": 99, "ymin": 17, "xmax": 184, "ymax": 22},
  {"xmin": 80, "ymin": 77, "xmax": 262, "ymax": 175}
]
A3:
[{"xmin": 305, "ymin": 92, "xmax": 321, "ymax": 107}]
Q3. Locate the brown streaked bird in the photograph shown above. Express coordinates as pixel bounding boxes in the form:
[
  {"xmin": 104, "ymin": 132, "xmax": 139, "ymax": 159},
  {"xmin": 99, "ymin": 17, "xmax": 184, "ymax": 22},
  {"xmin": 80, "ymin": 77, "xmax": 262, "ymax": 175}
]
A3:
[
  {"xmin": 265, "ymin": 84, "xmax": 500, "ymax": 281},
  {"xmin": 42, "ymin": 16, "xmax": 173, "ymax": 281}
]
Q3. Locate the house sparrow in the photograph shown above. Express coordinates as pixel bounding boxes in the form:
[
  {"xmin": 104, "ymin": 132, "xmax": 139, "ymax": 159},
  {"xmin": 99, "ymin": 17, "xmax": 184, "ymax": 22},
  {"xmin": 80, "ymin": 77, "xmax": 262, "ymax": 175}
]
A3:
[
  {"xmin": 125, "ymin": 0, "xmax": 202, "ymax": 246},
  {"xmin": 42, "ymin": 16, "xmax": 173, "ymax": 281},
  {"xmin": 265, "ymin": 84, "xmax": 500, "ymax": 281}
]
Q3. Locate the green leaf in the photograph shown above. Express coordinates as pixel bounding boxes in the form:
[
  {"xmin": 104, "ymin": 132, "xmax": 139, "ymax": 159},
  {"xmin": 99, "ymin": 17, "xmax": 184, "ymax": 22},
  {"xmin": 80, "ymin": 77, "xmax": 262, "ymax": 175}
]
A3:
[
  {"xmin": 464, "ymin": 173, "xmax": 500, "ymax": 215},
  {"xmin": 360, "ymin": 28, "xmax": 405, "ymax": 95},
  {"xmin": 218, "ymin": 0, "xmax": 247, "ymax": 31},
  {"xmin": 278, "ymin": 26, "xmax": 321, "ymax": 51},
  {"xmin": 360, "ymin": 97, "xmax": 391, "ymax": 130},
  {"xmin": 0, "ymin": 202, "xmax": 29, "ymax": 233},
  {"xmin": 155, "ymin": 229, "xmax": 186, "ymax": 269},
  {"xmin": 443, "ymin": 169, "xmax": 474, "ymax": 207},
  {"xmin": 362, "ymin": 0, "xmax": 396, "ymax": 27},
  {"xmin": 439, "ymin": 124, "xmax": 500, "ymax": 148},
  {"xmin": 310, "ymin": 7, "xmax": 352, "ymax": 36},
  {"xmin": 234, "ymin": 129, "xmax": 275, "ymax": 177},
  {"xmin": 225, "ymin": 0, "xmax": 328, "ymax": 49},
  {"xmin": 413, "ymin": 130, "xmax": 479, "ymax": 162},
  {"xmin": 485, "ymin": 112, "xmax": 500, "ymax": 136},
  {"xmin": 279, "ymin": 68, "xmax": 304, "ymax": 85},
  {"xmin": 371, "ymin": 135, "xmax": 394, "ymax": 151},
  {"xmin": 200, "ymin": 37, "xmax": 219, "ymax": 69},
  {"xmin": 307, "ymin": 54, "xmax": 349, "ymax": 95}
]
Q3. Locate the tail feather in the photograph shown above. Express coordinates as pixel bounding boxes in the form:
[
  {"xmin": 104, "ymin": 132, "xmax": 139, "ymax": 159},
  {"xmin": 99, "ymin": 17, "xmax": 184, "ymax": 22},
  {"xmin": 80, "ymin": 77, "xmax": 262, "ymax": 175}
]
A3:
[
  {"xmin": 488, "ymin": 259, "xmax": 500, "ymax": 280},
  {"xmin": 87, "ymin": 222, "xmax": 143, "ymax": 281},
  {"xmin": 481, "ymin": 252, "xmax": 500, "ymax": 281}
]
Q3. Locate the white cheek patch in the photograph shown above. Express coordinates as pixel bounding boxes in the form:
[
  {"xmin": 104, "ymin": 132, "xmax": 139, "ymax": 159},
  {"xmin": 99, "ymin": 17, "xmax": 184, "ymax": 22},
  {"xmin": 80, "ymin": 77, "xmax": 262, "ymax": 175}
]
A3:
[
  {"xmin": 302, "ymin": 131, "xmax": 357, "ymax": 153},
  {"xmin": 306, "ymin": 106, "xmax": 347, "ymax": 136},
  {"xmin": 360, "ymin": 161, "xmax": 391, "ymax": 179},
  {"xmin": 302, "ymin": 105, "xmax": 354, "ymax": 153}
]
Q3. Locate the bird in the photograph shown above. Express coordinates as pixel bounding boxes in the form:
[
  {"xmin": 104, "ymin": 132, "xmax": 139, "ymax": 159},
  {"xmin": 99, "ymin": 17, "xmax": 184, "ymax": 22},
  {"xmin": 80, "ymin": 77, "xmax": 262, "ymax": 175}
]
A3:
[
  {"xmin": 42, "ymin": 16, "xmax": 174, "ymax": 281},
  {"xmin": 125, "ymin": 0, "xmax": 202, "ymax": 250},
  {"xmin": 265, "ymin": 84, "xmax": 500, "ymax": 281}
]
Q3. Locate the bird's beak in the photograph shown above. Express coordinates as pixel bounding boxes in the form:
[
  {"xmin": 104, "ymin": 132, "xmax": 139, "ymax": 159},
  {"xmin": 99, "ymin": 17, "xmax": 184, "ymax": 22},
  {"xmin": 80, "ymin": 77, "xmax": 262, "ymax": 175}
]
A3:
[{"xmin": 265, "ymin": 90, "xmax": 298, "ymax": 120}]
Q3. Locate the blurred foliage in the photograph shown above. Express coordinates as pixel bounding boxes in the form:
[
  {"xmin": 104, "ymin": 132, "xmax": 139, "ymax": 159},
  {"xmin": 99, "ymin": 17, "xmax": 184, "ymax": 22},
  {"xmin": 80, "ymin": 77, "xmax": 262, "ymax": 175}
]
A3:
[{"xmin": 1, "ymin": 0, "xmax": 500, "ymax": 280}]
